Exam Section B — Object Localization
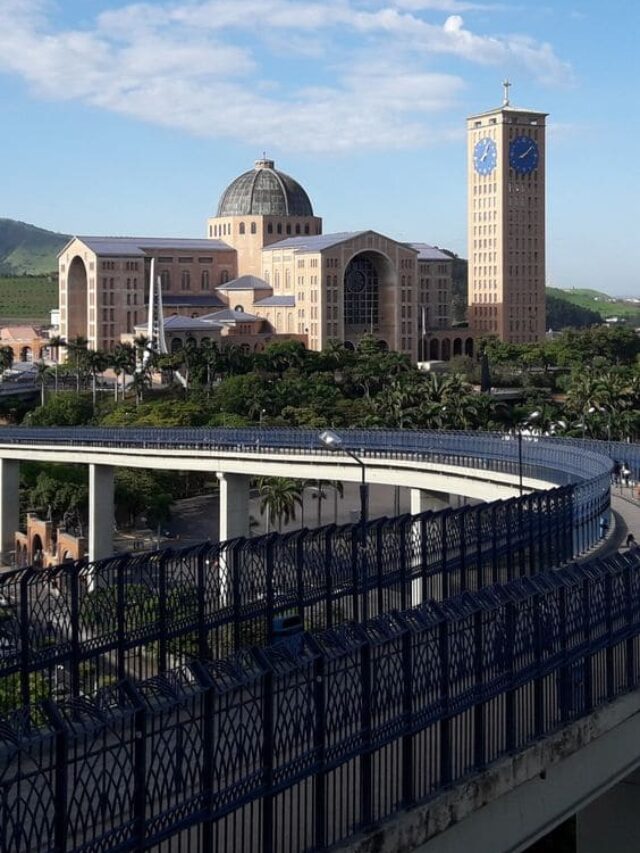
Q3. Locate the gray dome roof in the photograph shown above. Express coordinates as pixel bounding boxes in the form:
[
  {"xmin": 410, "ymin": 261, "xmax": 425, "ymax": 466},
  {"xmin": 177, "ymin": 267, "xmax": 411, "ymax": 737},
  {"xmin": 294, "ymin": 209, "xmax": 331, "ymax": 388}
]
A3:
[{"xmin": 217, "ymin": 159, "xmax": 314, "ymax": 217}]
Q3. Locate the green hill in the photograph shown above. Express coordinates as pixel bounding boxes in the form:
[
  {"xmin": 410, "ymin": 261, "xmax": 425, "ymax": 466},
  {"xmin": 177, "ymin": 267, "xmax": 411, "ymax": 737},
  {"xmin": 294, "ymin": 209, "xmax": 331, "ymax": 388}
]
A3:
[
  {"xmin": 547, "ymin": 287, "xmax": 640, "ymax": 324},
  {"xmin": 0, "ymin": 276, "xmax": 58, "ymax": 323},
  {"xmin": 0, "ymin": 219, "xmax": 69, "ymax": 275}
]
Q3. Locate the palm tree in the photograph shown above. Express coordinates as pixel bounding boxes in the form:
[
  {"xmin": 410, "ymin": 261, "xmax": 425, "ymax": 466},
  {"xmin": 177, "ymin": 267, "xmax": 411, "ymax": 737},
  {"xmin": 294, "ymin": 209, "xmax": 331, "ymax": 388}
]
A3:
[
  {"xmin": 47, "ymin": 335, "xmax": 65, "ymax": 392},
  {"xmin": 85, "ymin": 350, "xmax": 108, "ymax": 409},
  {"xmin": 0, "ymin": 345, "xmax": 13, "ymax": 380},
  {"xmin": 120, "ymin": 343, "xmax": 137, "ymax": 400},
  {"xmin": 200, "ymin": 339, "xmax": 221, "ymax": 396},
  {"xmin": 258, "ymin": 477, "xmax": 303, "ymax": 533},
  {"xmin": 133, "ymin": 334, "xmax": 150, "ymax": 371},
  {"xmin": 68, "ymin": 336, "xmax": 88, "ymax": 394},
  {"xmin": 307, "ymin": 479, "xmax": 344, "ymax": 528},
  {"xmin": 130, "ymin": 368, "xmax": 151, "ymax": 406},
  {"xmin": 109, "ymin": 346, "xmax": 130, "ymax": 402},
  {"xmin": 34, "ymin": 360, "xmax": 50, "ymax": 407}
]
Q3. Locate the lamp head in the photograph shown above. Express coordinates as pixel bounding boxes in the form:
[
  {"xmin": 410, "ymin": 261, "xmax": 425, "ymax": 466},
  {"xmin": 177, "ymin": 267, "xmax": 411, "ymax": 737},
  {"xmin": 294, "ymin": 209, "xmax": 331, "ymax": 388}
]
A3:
[{"xmin": 319, "ymin": 429, "xmax": 343, "ymax": 451}]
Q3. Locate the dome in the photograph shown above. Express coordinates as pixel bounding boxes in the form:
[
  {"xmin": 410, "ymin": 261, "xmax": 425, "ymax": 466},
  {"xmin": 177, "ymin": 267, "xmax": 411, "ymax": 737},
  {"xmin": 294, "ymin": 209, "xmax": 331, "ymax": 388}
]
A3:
[{"xmin": 216, "ymin": 159, "xmax": 314, "ymax": 218}]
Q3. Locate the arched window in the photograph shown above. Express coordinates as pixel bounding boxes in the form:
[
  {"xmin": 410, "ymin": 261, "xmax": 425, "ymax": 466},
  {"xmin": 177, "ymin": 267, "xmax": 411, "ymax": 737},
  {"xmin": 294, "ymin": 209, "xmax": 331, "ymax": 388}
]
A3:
[
  {"xmin": 286, "ymin": 224, "xmax": 292, "ymax": 235},
  {"xmin": 285, "ymin": 269, "xmax": 291, "ymax": 289},
  {"xmin": 171, "ymin": 337, "xmax": 183, "ymax": 353},
  {"xmin": 264, "ymin": 270, "xmax": 270, "ymax": 285},
  {"xmin": 277, "ymin": 223, "xmax": 283, "ymax": 234},
  {"xmin": 181, "ymin": 270, "xmax": 191, "ymax": 290},
  {"xmin": 267, "ymin": 222, "xmax": 273, "ymax": 234},
  {"xmin": 287, "ymin": 314, "xmax": 293, "ymax": 332},
  {"xmin": 160, "ymin": 270, "xmax": 171, "ymax": 290},
  {"xmin": 201, "ymin": 270, "xmax": 210, "ymax": 290},
  {"xmin": 304, "ymin": 224, "xmax": 310, "ymax": 235},
  {"xmin": 250, "ymin": 222, "xmax": 257, "ymax": 234},
  {"xmin": 275, "ymin": 270, "xmax": 280, "ymax": 288},
  {"xmin": 295, "ymin": 224, "xmax": 301, "ymax": 235},
  {"xmin": 239, "ymin": 222, "xmax": 245, "ymax": 235},
  {"xmin": 234, "ymin": 304, "xmax": 244, "ymax": 312},
  {"xmin": 220, "ymin": 270, "xmax": 229, "ymax": 284}
]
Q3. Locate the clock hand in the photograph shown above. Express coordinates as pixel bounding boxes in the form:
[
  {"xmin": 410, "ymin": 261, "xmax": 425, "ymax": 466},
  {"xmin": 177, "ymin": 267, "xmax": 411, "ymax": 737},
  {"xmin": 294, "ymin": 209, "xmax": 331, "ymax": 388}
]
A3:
[{"xmin": 519, "ymin": 145, "xmax": 534, "ymax": 159}]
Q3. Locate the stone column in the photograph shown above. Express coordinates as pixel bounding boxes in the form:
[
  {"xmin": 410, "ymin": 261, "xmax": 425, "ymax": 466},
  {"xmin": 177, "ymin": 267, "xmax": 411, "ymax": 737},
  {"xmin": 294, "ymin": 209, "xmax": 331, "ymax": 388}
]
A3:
[
  {"xmin": 410, "ymin": 488, "xmax": 450, "ymax": 514},
  {"xmin": 577, "ymin": 770, "xmax": 640, "ymax": 853},
  {"xmin": 217, "ymin": 472, "xmax": 251, "ymax": 542},
  {"xmin": 409, "ymin": 489, "xmax": 451, "ymax": 606},
  {"xmin": 88, "ymin": 464, "xmax": 114, "ymax": 564},
  {"xmin": 216, "ymin": 472, "xmax": 251, "ymax": 608},
  {"xmin": 0, "ymin": 459, "xmax": 20, "ymax": 564}
]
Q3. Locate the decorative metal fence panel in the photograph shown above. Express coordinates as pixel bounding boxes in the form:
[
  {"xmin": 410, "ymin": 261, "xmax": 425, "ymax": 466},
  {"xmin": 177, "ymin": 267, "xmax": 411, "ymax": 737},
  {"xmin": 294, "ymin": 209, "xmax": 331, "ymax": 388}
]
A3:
[
  {"xmin": 1, "ymin": 550, "xmax": 639, "ymax": 853},
  {"xmin": 0, "ymin": 486, "xmax": 581, "ymax": 711}
]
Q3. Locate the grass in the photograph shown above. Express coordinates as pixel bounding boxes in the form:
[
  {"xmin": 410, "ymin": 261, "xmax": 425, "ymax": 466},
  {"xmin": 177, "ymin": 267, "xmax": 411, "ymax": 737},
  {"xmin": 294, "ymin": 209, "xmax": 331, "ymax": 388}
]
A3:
[
  {"xmin": 548, "ymin": 287, "xmax": 640, "ymax": 324},
  {"xmin": 0, "ymin": 276, "xmax": 58, "ymax": 323}
]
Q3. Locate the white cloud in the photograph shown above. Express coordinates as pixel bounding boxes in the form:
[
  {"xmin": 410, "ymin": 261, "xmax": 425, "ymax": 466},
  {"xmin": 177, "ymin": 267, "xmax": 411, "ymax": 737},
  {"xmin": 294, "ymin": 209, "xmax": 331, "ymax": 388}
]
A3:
[
  {"xmin": 392, "ymin": 0, "xmax": 500, "ymax": 10},
  {"xmin": 0, "ymin": 0, "xmax": 572, "ymax": 152}
]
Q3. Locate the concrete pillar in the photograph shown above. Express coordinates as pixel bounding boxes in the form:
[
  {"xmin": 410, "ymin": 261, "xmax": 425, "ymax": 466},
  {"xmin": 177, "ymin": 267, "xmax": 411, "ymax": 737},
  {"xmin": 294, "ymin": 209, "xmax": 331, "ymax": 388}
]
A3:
[
  {"xmin": 0, "ymin": 459, "xmax": 20, "ymax": 564},
  {"xmin": 88, "ymin": 464, "xmax": 114, "ymax": 564},
  {"xmin": 410, "ymin": 488, "xmax": 449, "ymax": 515},
  {"xmin": 217, "ymin": 472, "xmax": 250, "ymax": 542},
  {"xmin": 577, "ymin": 770, "xmax": 640, "ymax": 853},
  {"xmin": 410, "ymin": 489, "xmax": 451, "ymax": 606}
]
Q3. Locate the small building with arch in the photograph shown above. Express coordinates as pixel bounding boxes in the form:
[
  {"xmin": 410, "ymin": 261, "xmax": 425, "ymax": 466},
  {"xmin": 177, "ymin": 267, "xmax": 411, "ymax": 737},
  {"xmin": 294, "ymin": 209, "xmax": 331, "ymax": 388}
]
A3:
[
  {"xmin": 14, "ymin": 513, "xmax": 86, "ymax": 569},
  {"xmin": 0, "ymin": 326, "xmax": 49, "ymax": 363}
]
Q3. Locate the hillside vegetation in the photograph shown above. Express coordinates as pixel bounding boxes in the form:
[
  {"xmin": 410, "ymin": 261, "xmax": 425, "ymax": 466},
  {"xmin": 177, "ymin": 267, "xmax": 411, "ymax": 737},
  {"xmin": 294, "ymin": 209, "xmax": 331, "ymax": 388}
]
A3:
[
  {"xmin": 0, "ymin": 276, "xmax": 58, "ymax": 323},
  {"xmin": 547, "ymin": 287, "xmax": 640, "ymax": 324},
  {"xmin": 0, "ymin": 219, "xmax": 68, "ymax": 275}
]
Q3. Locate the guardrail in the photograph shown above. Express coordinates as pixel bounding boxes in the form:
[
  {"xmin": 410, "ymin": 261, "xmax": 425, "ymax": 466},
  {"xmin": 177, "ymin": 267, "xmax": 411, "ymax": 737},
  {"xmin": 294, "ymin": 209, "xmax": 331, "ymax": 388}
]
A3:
[
  {"xmin": 0, "ymin": 485, "xmax": 579, "ymax": 711},
  {"xmin": 2, "ymin": 548, "xmax": 640, "ymax": 853},
  {"xmin": 0, "ymin": 426, "xmax": 613, "ymax": 552}
]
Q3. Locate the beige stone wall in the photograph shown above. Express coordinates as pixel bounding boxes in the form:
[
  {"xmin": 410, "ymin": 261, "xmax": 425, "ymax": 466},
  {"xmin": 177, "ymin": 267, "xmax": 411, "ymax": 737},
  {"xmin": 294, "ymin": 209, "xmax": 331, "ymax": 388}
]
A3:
[
  {"xmin": 154, "ymin": 250, "xmax": 236, "ymax": 302},
  {"xmin": 59, "ymin": 238, "xmax": 98, "ymax": 347},
  {"xmin": 418, "ymin": 259, "xmax": 452, "ymax": 332},
  {"xmin": 260, "ymin": 231, "xmax": 419, "ymax": 359},
  {"xmin": 207, "ymin": 214, "xmax": 322, "ymax": 277},
  {"xmin": 61, "ymin": 240, "xmax": 238, "ymax": 351}
]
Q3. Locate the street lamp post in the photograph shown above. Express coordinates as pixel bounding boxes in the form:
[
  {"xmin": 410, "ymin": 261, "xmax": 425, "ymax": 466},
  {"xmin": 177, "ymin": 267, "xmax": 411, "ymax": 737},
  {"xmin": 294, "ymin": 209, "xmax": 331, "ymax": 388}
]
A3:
[
  {"xmin": 318, "ymin": 430, "xmax": 368, "ymax": 525},
  {"xmin": 319, "ymin": 429, "xmax": 369, "ymax": 621}
]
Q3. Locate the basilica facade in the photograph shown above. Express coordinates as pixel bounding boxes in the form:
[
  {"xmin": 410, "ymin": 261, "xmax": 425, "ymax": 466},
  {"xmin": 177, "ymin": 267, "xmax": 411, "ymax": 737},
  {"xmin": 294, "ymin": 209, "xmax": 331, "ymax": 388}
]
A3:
[{"xmin": 58, "ymin": 157, "xmax": 467, "ymax": 360}]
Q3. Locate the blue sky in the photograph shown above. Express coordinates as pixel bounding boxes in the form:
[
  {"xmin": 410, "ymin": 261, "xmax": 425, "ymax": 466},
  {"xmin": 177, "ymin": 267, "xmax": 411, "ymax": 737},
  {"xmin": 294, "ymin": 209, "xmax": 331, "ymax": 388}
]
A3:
[{"xmin": 0, "ymin": 0, "xmax": 638, "ymax": 295}]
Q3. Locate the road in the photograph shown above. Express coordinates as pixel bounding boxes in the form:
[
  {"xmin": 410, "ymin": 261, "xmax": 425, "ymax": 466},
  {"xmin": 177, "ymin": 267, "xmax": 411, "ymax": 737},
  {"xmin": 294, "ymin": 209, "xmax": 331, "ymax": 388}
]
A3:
[{"xmin": 163, "ymin": 483, "xmax": 453, "ymax": 545}]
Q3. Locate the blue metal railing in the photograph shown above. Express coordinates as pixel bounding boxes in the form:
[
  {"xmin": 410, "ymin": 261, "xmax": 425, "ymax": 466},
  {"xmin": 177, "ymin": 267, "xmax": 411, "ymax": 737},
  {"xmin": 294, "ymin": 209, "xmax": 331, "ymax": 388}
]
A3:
[{"xmin": 1, "ymin": 548, "xmax": 639, "ymax": 852}]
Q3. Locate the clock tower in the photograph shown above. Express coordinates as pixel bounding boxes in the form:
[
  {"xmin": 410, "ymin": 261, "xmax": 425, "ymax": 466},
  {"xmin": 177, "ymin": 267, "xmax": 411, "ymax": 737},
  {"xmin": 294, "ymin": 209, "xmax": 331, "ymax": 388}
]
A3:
[{"xmin": 467, "ymin": 83, "xmax": 547, "ymax": 344}]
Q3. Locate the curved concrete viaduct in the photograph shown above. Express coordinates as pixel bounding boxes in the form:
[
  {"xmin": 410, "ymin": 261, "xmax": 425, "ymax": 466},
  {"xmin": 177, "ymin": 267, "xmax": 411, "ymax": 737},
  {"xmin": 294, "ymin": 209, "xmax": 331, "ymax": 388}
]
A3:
[{"xmin": 0, "ymin": 427, "xmax": 611, "ymax": 564}]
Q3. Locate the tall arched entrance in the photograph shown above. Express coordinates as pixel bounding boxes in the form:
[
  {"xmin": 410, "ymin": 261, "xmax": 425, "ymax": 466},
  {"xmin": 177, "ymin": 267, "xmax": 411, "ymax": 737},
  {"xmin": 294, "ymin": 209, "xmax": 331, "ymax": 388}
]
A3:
[
  {"xmin": 343, "ymin": 251, "xmax": 395, "ymax": 348},
  {"xmin": 67, "ymin": 257, "xmax": 88, "ymax": 341}
]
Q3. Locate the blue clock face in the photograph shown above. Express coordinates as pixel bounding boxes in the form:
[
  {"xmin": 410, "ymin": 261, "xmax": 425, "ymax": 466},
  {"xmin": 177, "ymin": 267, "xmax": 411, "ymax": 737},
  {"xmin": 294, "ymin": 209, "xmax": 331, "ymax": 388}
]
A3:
[
  {"xmin": 473, "ymin": 137, "xmax": 497, "ymax": 175},
  {"xmin": 509, "ymin": 135, "xmax": 539, "ymax": 174}
]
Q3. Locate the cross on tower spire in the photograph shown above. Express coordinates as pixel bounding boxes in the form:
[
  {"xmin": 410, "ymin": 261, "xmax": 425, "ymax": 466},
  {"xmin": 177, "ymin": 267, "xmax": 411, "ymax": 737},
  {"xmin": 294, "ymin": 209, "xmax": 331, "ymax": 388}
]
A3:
[{"xmin": 502, "ymin": 79, "xmax": 512, "ymax": 107}]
